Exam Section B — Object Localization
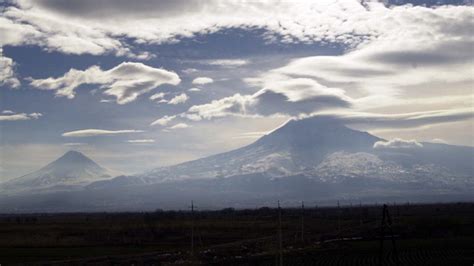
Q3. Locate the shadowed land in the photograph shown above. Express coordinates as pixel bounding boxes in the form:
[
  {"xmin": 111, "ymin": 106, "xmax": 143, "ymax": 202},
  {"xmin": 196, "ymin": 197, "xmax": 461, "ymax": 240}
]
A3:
[{"xmin": 0, "ymin": 202, "xmax": 473, "ymax": 265}]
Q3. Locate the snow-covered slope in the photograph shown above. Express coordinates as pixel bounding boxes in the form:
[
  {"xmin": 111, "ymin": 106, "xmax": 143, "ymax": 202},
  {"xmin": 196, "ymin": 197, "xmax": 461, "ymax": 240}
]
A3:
[
  {"xmin": 2, "ymin": 151, "xmax": 117, "ymax": 192},
  {"xmin": 308, "ymin": 151, "xmax": 470, "ymax": 185},
  {"xmin": 128, "ymin": 117, "xmax": 382, "ymax": 183}
]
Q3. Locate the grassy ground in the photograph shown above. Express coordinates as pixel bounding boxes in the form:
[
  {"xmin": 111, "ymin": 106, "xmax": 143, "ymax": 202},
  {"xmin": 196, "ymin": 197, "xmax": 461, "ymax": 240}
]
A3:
[{"xmin": 0, "ymin": 202, "xmax": 472, "ymax": 265}]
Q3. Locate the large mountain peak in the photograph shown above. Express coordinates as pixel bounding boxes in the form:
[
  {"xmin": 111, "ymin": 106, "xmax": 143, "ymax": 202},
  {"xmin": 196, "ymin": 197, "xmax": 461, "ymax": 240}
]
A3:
[
  {"xmin": 256, "ymin": 116, "xmax": 381, "ymax": 151},
  {"xmin": 133, "ymin": 116, "xmax": 384, "ymax": 183},
  {"xmin": 264, "ymin": 116, "xmax": 348, "ymax": 138}
]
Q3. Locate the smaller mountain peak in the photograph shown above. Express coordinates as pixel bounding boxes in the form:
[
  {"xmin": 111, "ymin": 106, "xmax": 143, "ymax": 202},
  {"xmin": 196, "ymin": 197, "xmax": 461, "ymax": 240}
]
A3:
[
  {"xmin": 63, "ymin": 150, "xmax": 86, "ymax": 157},
  {"xmin": 55, "ymin": 150, "xmax": 95, "ymax": 164},
  {"xmin": 65, "ymin": 150, "xmax": 83, "ymax": 155}
]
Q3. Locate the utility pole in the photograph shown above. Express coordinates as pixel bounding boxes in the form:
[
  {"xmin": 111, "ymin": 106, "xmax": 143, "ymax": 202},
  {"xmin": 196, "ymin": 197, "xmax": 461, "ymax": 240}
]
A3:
[
  {"xmin": 301, "ymin": 201, "xmax": 305, "ymax": 242},
  {"xmin": 337, "ymin": 200, "xmax": 341, "ymax": 235},
  {"xmin": 375, "ymin": 202, "xmax": 378, "ymax": 227},
  {"xmin": 278, "ymin": 200, "xmax": 283, "ymax": 266},
  {"xmin": 190, "ymin": 200, "xmax": 195, "ymax": 257}
]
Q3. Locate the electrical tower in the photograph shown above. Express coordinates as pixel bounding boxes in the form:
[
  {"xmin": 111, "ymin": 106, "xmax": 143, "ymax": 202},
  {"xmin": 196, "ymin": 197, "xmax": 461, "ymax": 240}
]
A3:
[{"xmin": 379, "ymin": 204, "xmax": 400, "ymax": 266}]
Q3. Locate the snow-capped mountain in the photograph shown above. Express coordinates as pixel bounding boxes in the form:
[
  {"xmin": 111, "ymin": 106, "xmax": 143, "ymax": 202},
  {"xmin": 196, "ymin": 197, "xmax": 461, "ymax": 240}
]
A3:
[
  {"xmin": 1, "ymin": 151, "xmax": 118, "ymax": 193},
  {"xmin": 113, "ymin": 117, "xmax": 381, "ymax": 184},
  {"xmin": 99, "ymin": 116, "xmax": 473, "ymax": 187}
]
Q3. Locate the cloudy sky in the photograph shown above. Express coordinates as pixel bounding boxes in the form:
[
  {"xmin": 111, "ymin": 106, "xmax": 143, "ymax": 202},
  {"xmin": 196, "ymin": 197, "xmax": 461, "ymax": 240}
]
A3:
[{"xmin": 1, "ymin": 0, "xmax": 473, "ymax": 180}]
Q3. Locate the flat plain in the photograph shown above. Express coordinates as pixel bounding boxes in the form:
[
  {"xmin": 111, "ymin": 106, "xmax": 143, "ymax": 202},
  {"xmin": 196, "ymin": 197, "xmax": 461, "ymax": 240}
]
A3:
[{"xmin": 0, "ymin": 202, "xmax": 473, "ymax": 265}]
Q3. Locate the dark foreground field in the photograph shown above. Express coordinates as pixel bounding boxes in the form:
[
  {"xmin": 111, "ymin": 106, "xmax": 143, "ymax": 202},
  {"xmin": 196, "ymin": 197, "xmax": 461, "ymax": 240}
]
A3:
[{"xmin": 0, "ymin": 203, "xmax": 473, "ymax": 265}]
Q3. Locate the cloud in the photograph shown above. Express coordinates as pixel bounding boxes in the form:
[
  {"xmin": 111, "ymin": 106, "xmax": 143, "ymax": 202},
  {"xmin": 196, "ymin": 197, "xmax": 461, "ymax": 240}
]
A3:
[
  {"xmin": 308, "ymin": 108, "xmax": 474, "ymax": 130},
  {"xmin": 29, "ymin": 62, "xmax": 180, "ymax": 104},
  {"xmin": 63, "ymin": 142, "xmax": 87, "ymax": 146},
  {"xmin": 28, "ymin": 112, "xmax": 42, "ymax": 119},
  {"xmin": 373, "ymin": 138, "xmax": 423, "ymax": 149},
  {"xmin": 201, "ymin": 59, "xmax": 250, "ymax": 67},
  {"xmin": 0, "ymin": 113, "xmax": 30, "ymax": 121},
  {"xmin": 127, "ymin": 139, "xmax": 155, "ymax": 143},
  {"xmin": 431, "ymin": 138, "xmax": 448, "ymax": 144},
  {"xmin": 182, "ymin": 68, "xmax": 198, "ymax": 74},
  {"xmin": 192, "ymin": 77, "xmax": 214, "ymax": 85},
  {"xmin": 259, "ymin": 7, "xmax": 474, "ymax": 110},
  {"xmin": 167, "ymin": 93, "xmax": 189, "ymax": 105},
  {"xmin": 168, "ymin": 123, "xmax": 190, "ymax": 130},
  {"xmin": 0, "ymin": 48, "xmax": 20, "ymax": 88},
  {"xmin": 0, "ymin": 112, "xmax": 42, "ymax": 121},
  {"xmin": 2, "ymin": 110, "xmax": 15, "ymax": 114},
  {"xmin": 150, "ymin": 115, "xmax": 176, "ymax": 126},
  {"xmin": 186, "ymin": 78, "xmax": 351, "ymax": 120},
  {"xmin": 232, "ymin": 131, "xmax": 268, "ymax": 139},
  {"xmin": 149, "ymin": 92, "xmax": 166, "ymax": 101},
  {"xmin": 62, "ymin": 129, "xmax": 144, "ymax": 137},
  {"xmin": 188, "ymin": 88, "xmax": 201, "ymax": 92},
  {"xmin": 0, "ymin": 1, "xmax": 471, "ymax": 66}
]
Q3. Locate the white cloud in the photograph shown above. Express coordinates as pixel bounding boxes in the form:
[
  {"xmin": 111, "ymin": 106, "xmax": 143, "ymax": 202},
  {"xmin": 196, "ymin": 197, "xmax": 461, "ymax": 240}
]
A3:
[
  {"xmin": 188, "ymin": 88, "xmax": 201, "ymax": 92},
  {"xmin": 127, "ymin": 139, "xmax": 155, "ymax": 143},
  {"xmin": 373, "ymin": 138, "xmax": 423, "ymax": 149},
  {"xmin": 168, "ymin": 123, "xmax": 190, "ymax": 130},
  {"xmin": 202, "ymin": 59, "xmax": 249, "ymax": 67},
  {"xmin": 232, "ymin": 131, "xmax": 268, "ymax": 139},
  {"xmin": 62, "ymin": 129, "xmax": 144, "ymax": 137},
  {"xmin": 0, "ymin": 48, "xmax": 20, "ymax": 88},
  {"xmin": 0, "ymin": 113, "xmax": 30, "ymax": 121},
  {"xmin": 0, "ymin": 112, "xmax": 42, "ymax": 121},
  {"xmin": 312, "ymin": 108, "xmax": 474, "ymax": 130},
  {"xmin": 192, "ymin": 77, "xmax": 214, "ymax": 85},
  {"xmin": 29, "ymin": 62, "xmax": 180, "ymax": 104},
  {"xmin": 182, "ymin": 68, "xmax": 198, "ymax": 74},
  {"xmin": 28, "ymin": 112, "xmax": 42, "ymax": 119},
  {"xmin": 168, "ymin": 93, "xmax": 189, "ymax": 105},
  {"xmin": 2, "ymin": 110, "xmax": 15, "ymax": 114},
  {"xmin": 431, "ymin": 138, "xmax": 448, "ymax": 144},
  {"xmin": 0, "ymin": 1, "xmax": 471, "ymax": 66},
  {"xmin": 255, "ymin": 6, "xmax": 473, "ymax": 112},
  {"xmin": 149, "ymin": 92, "xmax": 166, "ymax": 101},
  {"xmin": 0, "ymin": 6, "xmax": 127, "ymax": 56},
  {"xmin": 150, "ymin": 115, "xmax": 176, "ymax": 126},
  {"xmin": 186, "ymin": 78, "xmax": 351, "ymax": 120},
  {"xmin": 63, "ymin": 142, "xmax": 87, "ymax": 146}
]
